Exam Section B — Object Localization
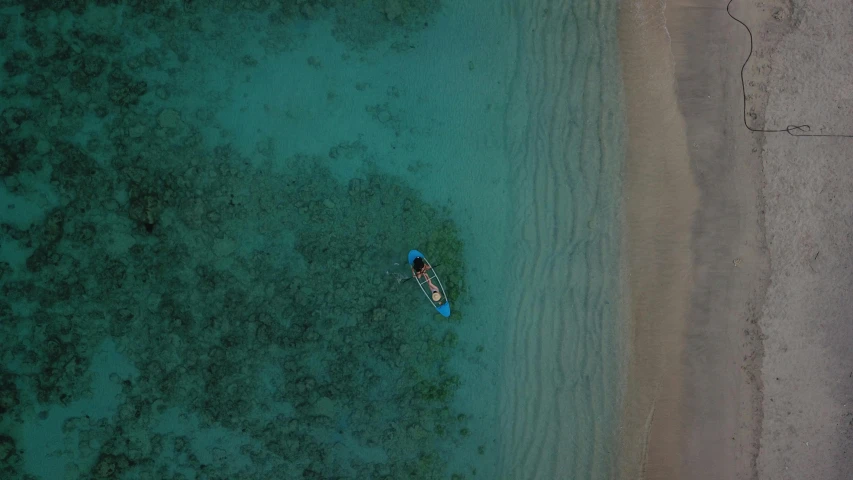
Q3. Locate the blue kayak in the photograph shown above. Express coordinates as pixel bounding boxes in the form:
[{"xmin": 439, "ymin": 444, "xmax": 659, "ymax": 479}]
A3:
[{"xmin": 408, "ymin": 249, "xmax": 451, "ymax": 317}]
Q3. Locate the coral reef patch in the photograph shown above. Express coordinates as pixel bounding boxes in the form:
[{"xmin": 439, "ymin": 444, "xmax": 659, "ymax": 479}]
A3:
[{"xmin": 0, "ymin": 0, "xmax": 484, "ymax": 478}]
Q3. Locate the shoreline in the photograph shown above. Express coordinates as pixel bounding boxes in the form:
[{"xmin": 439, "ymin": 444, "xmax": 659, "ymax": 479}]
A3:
[{"xmin": 616, "ymin": 1, "xmax": 699, "ymax": 478}]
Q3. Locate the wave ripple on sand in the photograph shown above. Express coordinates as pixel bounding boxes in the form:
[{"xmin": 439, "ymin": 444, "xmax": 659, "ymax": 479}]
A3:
[{"xmin": 497, "ymin": 0, "xmax": 625, "ymax": 478}]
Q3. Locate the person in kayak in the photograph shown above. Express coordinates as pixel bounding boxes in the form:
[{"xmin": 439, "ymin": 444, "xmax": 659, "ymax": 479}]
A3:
[{"xmin": 412, "ymin": 256, "xmax": 442, "ymax": 302}]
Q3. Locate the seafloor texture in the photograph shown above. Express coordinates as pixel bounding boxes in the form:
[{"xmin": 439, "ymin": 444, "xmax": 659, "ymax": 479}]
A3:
[
  {"xmin": 1, "ymin": 0, "xmax": 632, "ymax": 478},
  {"xmin": 496, "ymin": 0, "xmax": 626, "ymax": 478},
  {"xmin": 0, "ymin": 1, "xmax": 492, "ymax": 479}
]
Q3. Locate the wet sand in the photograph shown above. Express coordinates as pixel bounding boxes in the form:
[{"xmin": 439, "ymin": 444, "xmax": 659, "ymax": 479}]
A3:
[
  {"xmin": 666, "ymin": 1, "xmax": 770, "ymax": 478},
  {"xmin": 617, "ymin": 1, "xmax": 699, "ymax": 478},
  {"xmin": 620, "ymin": 0, "xmax": 853, "ymax": 478}
]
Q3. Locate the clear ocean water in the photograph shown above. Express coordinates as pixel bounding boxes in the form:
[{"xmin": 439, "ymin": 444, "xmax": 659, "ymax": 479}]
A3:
[{"xmin": 0, "ymin": 1, "xmax": 624, "ymax": 479}]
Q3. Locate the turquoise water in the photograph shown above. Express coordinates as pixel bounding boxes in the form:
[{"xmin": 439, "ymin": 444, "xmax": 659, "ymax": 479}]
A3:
[
  {"xmin": 497, "ymin": 1, "xmax": 625, "ymax": 478},
  {"xmin": 0, "ymin": 1, "xmax": 624, "ymax": 479}
]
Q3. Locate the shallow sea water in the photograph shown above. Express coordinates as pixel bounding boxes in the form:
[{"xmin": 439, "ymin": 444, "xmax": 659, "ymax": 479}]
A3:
[{"xmin": 0, "ymin": 1, "xmax": 624, "ymax": 479}]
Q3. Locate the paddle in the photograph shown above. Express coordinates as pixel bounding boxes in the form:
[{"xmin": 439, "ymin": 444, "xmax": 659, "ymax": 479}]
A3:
[{"xmin": 399, "ymin": 263, "xmax": 441, "ymax": 284}]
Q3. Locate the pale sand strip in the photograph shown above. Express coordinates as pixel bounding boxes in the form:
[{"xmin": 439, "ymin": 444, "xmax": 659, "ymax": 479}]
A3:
[{"xmin": 617, "ymin": 1, "xmax": 699, "ymax": 479}]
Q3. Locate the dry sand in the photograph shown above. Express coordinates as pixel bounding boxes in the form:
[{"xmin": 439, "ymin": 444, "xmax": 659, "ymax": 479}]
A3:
[
  {"xmin": 620, "ymin": 0, "xmax": 853, "ymax": 478},
  {"xmin": 754, "ymin": 0, "xmax": 853, "ymax": 478}
]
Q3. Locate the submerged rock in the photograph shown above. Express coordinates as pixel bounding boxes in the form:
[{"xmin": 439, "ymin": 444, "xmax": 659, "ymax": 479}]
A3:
[
  {"xmin": 0, "ymin": 434, "xmax": 15, "ymax": 460},
  {"xmin": 92, "ymin": 453, "xmax": 130, "ymax": 479}
]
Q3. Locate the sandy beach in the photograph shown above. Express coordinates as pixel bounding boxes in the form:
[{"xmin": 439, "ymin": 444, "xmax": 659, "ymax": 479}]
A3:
[{"xmin": 620, "ymin": 0, "xmax": 853, "ymax": 478}]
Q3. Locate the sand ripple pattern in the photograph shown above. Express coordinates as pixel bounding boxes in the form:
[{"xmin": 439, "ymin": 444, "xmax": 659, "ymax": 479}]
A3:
[{"xmin": 498, "ymin": 0, "xmax": 625, "ymax": 478}]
